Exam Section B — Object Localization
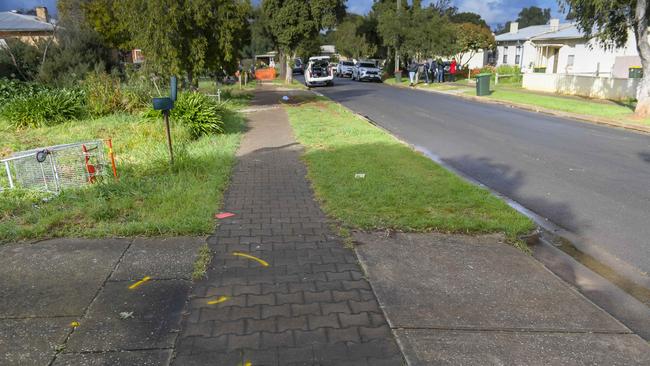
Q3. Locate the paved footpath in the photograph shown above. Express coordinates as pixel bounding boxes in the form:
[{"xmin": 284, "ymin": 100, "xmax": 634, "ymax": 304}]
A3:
[{"xmin": 172, "ymin": 88, "xmax": 404, "ymax": 365}]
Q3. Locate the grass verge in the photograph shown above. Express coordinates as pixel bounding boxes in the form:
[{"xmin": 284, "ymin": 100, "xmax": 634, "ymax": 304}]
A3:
[
  {"xmin": 0, "ymin": 99, "xmax": 248, "ymax": 242},
  {"xmin": 285, "ymin": 97, "xmax": 535, "ymax": 247},
  {"xmin": 467, "ymin": 89, "xmax": 650, "ymax": 128},
  {"xmin": 192, "ymin": 243, "xmax": 213, "ymax": 281}
]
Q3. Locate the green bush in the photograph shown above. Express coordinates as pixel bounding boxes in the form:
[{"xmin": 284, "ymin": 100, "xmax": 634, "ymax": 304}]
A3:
[
  {"xmin": 0, "ymin": 89, "xmax": 86, "ymax": 128},
  {"xmin": 84, "ymin": 71, "xmax": 124, "ymax": 116},
  {"xmin": 83, "ymin": 70, "xmax": 156, "ymax": 116},
  {"xmin": 0, "ymin": 78, "xmax": 49, "ymax": 106},
  {"xmin": 172, "ymin": 92, "xmax": 225, "ymax": 139}
]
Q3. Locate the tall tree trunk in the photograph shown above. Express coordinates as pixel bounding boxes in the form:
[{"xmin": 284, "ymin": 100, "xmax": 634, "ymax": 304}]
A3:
[
  {"xmin": 278, "ymin": 52, "xmax": 286, "ymax": 81},
  {"xmin": 285, "ymin": 52, "xmax": 294, "ymax": 84},
  {"xmin": 634, "ymin": 0, "xmax": 650, "ymax": 117}
]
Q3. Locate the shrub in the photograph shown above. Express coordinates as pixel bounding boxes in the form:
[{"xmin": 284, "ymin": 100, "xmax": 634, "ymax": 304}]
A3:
[
  {"xmin": 0, "ymin": 89, "xmax": 86, "ymax": 128},
  {"xmin": 83, "ymin": 70, "xmax": 157, "ymax": 116},
  {"xmin": 0, "ymin": 78, "xmax": 49, "ymax": 106},
  {"xmin": 84, "ymin": 71, "xmax": 124, "ymax": 116},
  {"xmin": 171, "ymin": 92, "xmax": 225, "ymax": 139}
]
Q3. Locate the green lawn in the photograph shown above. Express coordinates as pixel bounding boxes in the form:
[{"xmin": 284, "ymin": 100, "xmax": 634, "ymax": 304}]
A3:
[
  {"xmin": 0, "ymin": 99, "xmax": 248, "ymax": 242},
  {"xmin": 285, "ymin": 98, "xmax": 535, "ymax": 247},
  {"xmin": 471, "ymin": 89, "xmax": 650, "ymax": 127},
  {"xmin": 270, "ymin": 77, "xmax": 308, "ymax": 89}
]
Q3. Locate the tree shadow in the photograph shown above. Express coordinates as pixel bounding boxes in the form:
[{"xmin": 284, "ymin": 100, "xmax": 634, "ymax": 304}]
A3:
[
  {"xmin": 444, "ymin": 154, "xmax": 585, "ymax": 235},
  {"xmin": 638, "ymin": 152, "xmax": 650, "ymax": 163}
]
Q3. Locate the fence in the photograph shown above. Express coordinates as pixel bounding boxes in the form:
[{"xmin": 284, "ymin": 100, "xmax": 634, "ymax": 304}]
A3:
[{"xmin": 522, "ymin": 73, "xmax": 639, "ymax": 100}]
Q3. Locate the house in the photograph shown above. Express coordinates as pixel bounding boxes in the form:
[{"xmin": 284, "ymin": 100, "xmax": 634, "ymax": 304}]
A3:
[
  {"xmin": 495, "ymin": 21, "xmax": 563, "ymax": 73},
  {"xmin": 0, "ymin": 7, "xmax": 55, "ymax": 45},
  {"xmin": 495, "ymin": 19, "xmax": 641, "ymax": 78},
  {"xmin": 496, "ymin": 19, "xmax": 644, "ymax": 100}
]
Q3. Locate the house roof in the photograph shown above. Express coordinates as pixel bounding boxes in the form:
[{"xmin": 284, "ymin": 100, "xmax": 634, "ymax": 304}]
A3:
[
  {"xmin": 532, "ymin": 24, "xmax": 586, "ymax": 40},
  {"xmin": 0, "ymin": 11, "xmax": 55, "ymax": 32},
  {"xmin": 495, "ymin": 23, "xmax": 578, "ymax": 42}
]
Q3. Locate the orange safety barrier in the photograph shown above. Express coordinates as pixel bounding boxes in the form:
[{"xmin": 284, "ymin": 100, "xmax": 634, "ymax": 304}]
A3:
[{"xmin": 255, "ymin": 68, "xmax": 277, "ymax": 80}]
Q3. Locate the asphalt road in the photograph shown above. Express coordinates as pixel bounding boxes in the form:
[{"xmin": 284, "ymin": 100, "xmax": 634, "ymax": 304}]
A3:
[{"xmin": 297, "ymin": 75, "xmax": 650, "ymax": 291}]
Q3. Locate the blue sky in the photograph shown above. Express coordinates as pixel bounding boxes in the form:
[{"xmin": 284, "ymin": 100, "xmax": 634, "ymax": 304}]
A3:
[{"xmin": 1, "ymin": 0, "xmax": 565, "ymax": 26}]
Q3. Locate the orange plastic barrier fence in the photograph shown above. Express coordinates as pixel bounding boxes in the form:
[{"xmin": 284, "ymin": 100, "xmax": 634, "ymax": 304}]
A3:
[{"xmin": 255, "ymin": 68, "xmax": 277, "ymax": 80}]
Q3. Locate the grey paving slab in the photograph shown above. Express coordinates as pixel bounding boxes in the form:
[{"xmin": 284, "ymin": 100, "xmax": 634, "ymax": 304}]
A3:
[
  {"xmin": 111, "ymin": 237, "xmax": 206, "ymax": 281},
  {"xmin": 0, "ymin": 317, "xmax": 74, "ymax": 366},
  {"xmin": 0, "ymin": 238, "xmax": 130, "ymax": 318},
  {"xmin": 173, "ymin": 87, "xmax": 403, "ymax": 365},
  {"xmin": 65, "ymin": 280, "xmax": 189, "ymax": 352},
  {"xmin": 354, "ymin": 231, "xmax": 627, "ymax": 333},
  {"xmin": 396, "ymin": 329, "xmax": 650, "ymax": 366},
  {"xmin": 53, "ymin": 350, "xmax": 172, "ymax": 366}
]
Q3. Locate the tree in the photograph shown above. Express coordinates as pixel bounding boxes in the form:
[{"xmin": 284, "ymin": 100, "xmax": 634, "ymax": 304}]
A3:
[
  {"xmin": 261, "ymin": 0, "xmax": 345, "ymax": 83},
  {"xmin": 242, "ymin": 6, "xmax": 275, "ymax": 59},
  {"xmin": 82, "ymin": 0, "xmax": 132, "ymax": 50},
  {"xmin": 119, "ymin": 0, "xmax": 251, "ymax": 86},
  {"xmin": 374, "ymin": 0, "xmax": 408, "ymax": 72},
  {"xmin": 450, "ymin": 12, "xmax": 488, "ymax": 28},
  {"xmin": 333, "ymin": 15, "xmax": 377, "ymax": 60},
  {"xmin": 561, "ymin": 0, "xmax": 650, "ymax": 116},
  {"xmin": 516, "ymin": 6, "xmax": 551, "ymax": 28},
  {"xmin": 452, "ymin": 23, "xmax": 495, "ymax": 68}
]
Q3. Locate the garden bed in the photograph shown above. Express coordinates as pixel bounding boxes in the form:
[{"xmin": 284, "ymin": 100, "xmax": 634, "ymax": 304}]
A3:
[{"xmin": 0, "ymin": 79, "xmax": 251, "ymax": 243}]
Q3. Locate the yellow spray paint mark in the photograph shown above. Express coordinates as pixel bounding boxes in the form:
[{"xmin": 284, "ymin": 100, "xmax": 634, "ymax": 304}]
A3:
[
  {"xmin": 70, "ymin": 321, "xmax": 80, "ymax": 328},
  {"xmin": 128, "ymin": 276, "xmax": 151, "ymax": 290},
  {"xmin": 207, "ymin": 296, "xmax": 229, "ymax": 305},
  {"xmin": 232, "ymin": 252, "xmax": 269, "ymax": 267},
  {"xmin": 245, "ymin": 362, "xmax": 252, "ymax": 366}
]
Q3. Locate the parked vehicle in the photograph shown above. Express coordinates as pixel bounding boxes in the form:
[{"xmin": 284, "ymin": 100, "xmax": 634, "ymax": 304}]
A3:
[
  {"xmin": 352, "ymin": 61, "xmax": 382, "ymax": 82},
  {"xmin": 336, "ymin": 60, "xmax": 355, "ymax": 77},
  {"xmin": 304, "ymin": 56, "xmax": 334, "ymax": 87},
  {"xmin": 292, "ymin": 58, "xmax": 303, "ymax": 74}
]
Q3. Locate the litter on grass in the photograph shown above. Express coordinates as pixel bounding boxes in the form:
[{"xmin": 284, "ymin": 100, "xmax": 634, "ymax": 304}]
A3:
[
  {"xmin": 215, "ymin": 212, "xmax": 236, "ymax": 219},
  {"xmin": 282, "ymin": 96, "xmax": 289, "ymax": 101},
  {"xmin": 355, "ymin": 173, "xmax": 366, "ymax": 179}
]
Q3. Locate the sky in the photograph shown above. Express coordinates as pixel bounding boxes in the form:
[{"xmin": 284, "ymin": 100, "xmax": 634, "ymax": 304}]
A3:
[{"xmin": 0, "ymin": 0, "xmax": 565, "ymax": 27}]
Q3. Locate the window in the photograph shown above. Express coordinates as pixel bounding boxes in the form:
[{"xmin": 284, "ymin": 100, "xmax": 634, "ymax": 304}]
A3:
[
  {"xmin": 515, "ymin": 46, "xmax": 521, "ymax": 65},
  {"xmin": 567, "ymin": 55, "xmax": 575, "ymax": 67},
  {"xmin": 503, "ymin": 46, "xmax": 508, "ymax": 64}
]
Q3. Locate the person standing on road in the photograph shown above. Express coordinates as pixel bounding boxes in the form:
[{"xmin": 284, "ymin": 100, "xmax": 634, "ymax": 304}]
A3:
[
  {"xmin": 437, "ymin": 58, "xmax": 444, "ymax": 83},
  {"xmin": 408, "ymin": 59, "xmax": 418, "ymax": 87},
  {"xmin": 450, "ymin": 58, "xmax": 457, "ymax": 82},
  {"xmin": 422, "ymin": 60, "xmax": 430, "ymax": 85}
]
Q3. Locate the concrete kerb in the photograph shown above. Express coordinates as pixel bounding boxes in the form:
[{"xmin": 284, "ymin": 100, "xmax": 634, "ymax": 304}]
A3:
[
  {"xmin": 301, "ymin": 88, "xmax": 650, "ymax": 341},
  {"xmin": 385, "ymin": 81, "xmax": 650, "ymax": 135}
]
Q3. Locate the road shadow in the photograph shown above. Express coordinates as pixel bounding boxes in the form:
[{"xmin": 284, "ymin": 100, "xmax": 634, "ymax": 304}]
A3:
[
  {"xmin": 638, "ymin": 151, "xmax": 650, "ymax": 163},
  {"xmin": 444, "ymin": 154, "xmax": 584, "ymax": 235}
]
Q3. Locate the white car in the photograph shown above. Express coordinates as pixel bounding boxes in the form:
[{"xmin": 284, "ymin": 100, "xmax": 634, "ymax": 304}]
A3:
[
  {"xmin": 352, "ymin": 61, "xmax": 382, "ymax": 82},
  {"xmin": 304, "ymin": 56, "xmax": 334, "ymax": 87},
  {"xmin": 336, "ymin": 60, "xmax": 355, "ymax": 77}
]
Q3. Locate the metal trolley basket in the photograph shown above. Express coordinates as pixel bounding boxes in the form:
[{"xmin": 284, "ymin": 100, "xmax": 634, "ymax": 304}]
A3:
[{"xmin": 1, "ymin": 140, "xmax": 116, "ymax": 194}]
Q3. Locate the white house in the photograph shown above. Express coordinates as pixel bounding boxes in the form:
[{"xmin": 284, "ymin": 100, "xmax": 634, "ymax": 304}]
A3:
[
  {"xmin": 496, "ymin": 20, "xmax": 644, "ymax": 99},
  {"xmin": 496, "ymin": 19, "xmax": 641, "ymax": 77}
]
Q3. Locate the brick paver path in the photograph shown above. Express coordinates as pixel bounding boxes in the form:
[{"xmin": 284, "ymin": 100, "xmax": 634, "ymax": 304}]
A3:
[{"xmin": 172, "ymin": 89, "xmax": 403, "ymax": 366}]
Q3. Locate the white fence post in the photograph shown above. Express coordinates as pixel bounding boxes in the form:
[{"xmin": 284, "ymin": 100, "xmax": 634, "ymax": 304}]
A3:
[{"xmin": 495, "ymin": 72, "xmax": 499, "ymax": 85}]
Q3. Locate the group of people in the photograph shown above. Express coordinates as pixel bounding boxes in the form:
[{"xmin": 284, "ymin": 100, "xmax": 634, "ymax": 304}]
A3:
[{"xmin": 407, "ymin": 58, "xmax": 457, "ymax": 86}]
